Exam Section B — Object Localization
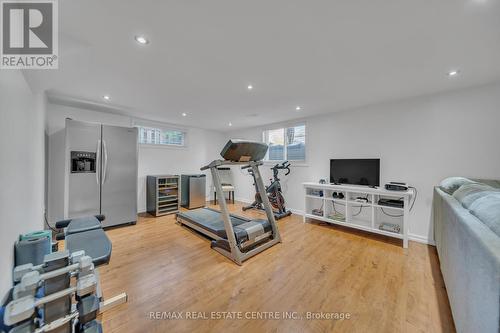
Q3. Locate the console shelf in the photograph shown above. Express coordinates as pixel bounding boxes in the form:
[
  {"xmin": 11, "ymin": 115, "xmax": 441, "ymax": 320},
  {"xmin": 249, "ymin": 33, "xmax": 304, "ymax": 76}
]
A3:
[{"xmin": 303, "ymin": 182, "xmax": 414, "ymax": 248}]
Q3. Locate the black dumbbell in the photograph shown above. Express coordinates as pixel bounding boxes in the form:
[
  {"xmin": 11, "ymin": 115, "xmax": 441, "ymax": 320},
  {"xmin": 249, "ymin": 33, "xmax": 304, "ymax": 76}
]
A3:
[{"xmin": 77, "ymin": 294, "xmax": 100, "ymax": 325}]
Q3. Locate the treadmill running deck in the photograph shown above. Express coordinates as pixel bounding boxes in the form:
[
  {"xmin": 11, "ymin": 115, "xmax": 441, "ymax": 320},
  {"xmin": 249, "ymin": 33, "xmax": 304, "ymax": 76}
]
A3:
[{"xmin": 177, "ymin": 207, "xmax": 271, "ymax": 243}]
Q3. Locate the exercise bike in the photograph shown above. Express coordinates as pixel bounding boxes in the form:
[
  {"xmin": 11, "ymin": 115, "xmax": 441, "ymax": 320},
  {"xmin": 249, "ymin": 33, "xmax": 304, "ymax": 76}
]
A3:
[{"xmin": 243, "ymin": 161, "xmax": 292, "ymax": 219}]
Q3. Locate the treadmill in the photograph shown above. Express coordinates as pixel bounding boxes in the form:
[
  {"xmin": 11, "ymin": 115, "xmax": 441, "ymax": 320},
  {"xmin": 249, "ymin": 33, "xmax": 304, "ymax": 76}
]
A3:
[{"xmin": 176, "ymin": 140, "xmax": 282, "ymax": 265}]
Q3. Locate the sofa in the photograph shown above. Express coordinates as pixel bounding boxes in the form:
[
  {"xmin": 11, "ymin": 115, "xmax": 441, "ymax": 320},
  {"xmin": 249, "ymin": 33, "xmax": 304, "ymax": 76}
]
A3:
[{"xmin": 433, "ymin": 177, "xmax": 500, "ymax": 333}]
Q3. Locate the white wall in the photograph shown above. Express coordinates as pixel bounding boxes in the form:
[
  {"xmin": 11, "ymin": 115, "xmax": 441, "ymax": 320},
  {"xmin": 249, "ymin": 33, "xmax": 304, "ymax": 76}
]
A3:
[
  {"xmin": 226, "ymin": 82, "xmax": 500, "ymax": 244},
  {"xmin": 46, "ymin": 103, "xmax": 225, "ymax": 223},
  {"xmin": 137, "ymin": 130, "xmax": 224, "ymax": 211},
  {"xmin": 0, "ymin": 71, "xmax": 46, "ymax": 300}
]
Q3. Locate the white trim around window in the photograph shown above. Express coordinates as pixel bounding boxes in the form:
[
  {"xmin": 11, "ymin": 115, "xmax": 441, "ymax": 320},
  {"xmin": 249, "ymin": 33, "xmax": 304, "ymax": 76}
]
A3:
[
  {"xmin": 136, "ymin": 126, "xmax": 187, "ymax": 148},
  {"xmin": 262, "ymin": 123, "xmax": 307, "ymax": 163}
]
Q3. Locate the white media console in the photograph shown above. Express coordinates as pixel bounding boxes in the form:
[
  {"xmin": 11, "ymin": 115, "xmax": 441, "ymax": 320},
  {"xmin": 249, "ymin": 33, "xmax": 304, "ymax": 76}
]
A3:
[{"xmin": 303, "ymin": 182, "xmax": 414, "ymax": 248}]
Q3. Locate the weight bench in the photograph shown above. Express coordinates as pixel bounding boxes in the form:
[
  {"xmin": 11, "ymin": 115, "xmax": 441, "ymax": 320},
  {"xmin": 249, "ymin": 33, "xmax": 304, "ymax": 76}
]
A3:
[
  {"xmin": 56, "ymin": 215, "xmax": 127, "ymax": 311},
  {"xmin": 56, "ymin": 216, "xmax": 111, "ymax": 267},
  {"xmin": 55, "ymin": 215, "xmax": 105, "ymax": 237}
]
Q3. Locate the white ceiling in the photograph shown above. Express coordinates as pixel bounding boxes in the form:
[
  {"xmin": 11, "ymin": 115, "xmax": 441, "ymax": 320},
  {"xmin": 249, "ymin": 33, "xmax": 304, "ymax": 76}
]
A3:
[{"xmin": 24, "ymin": 0, "xmax": 500, "ymax": 131}]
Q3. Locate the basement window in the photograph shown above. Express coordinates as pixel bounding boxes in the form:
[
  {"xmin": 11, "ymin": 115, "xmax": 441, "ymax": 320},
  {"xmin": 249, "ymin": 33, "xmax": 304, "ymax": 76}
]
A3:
[
  {"xmin": 263, "ymin": 124, "xmax": 306, "ymax": 161},
  {"xmin": 138, "ymin": 127, "xmax": 186, "ymax": 146}
]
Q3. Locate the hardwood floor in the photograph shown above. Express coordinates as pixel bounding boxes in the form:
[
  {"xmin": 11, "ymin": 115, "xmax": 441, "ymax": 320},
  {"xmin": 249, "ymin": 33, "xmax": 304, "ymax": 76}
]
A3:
[{"xmin": 97, "ymin": 202, "xmax": 455, "ymax": 333}]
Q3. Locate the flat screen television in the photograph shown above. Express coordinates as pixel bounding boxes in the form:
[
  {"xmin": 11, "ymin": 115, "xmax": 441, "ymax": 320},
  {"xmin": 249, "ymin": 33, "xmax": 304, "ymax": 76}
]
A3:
[{"xmin": 330, "ymin": 159, "xmax": 380, "ymax": 187}]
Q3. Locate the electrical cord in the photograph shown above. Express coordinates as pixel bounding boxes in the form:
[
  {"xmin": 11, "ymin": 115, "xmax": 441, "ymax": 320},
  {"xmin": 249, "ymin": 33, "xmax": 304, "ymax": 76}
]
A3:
[
  {"xmin": 380, "ymin": 208, "xmax": 403, "ymax": 218},
  {"xmin": 332, "ymin": 198, "xmax": 365, "ymax": 217},
  {"xmin": 380, "ymin": 186, "xmax": 418, "ymax": 218},
  {"xmin": 44, "ymin": 211, "xmax": 59, "ymax": 233},
  {"xmin": 332, "ymin": 201, "xmax": 342, "ymax": 214},
  {"xmin": 352, "ymin": 204, "xmax": 364, "ymax": 217},
  {"xmin": 409, "ymin": 186, "xmax": 418, "ymax": 211}
]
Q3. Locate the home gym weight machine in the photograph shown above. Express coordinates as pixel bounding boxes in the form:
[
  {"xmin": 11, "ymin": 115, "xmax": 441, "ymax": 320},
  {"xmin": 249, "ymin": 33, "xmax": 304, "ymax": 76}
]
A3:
[
  {"xmin": 176, "ymin": 140, "xmax": 281, "ymax": 265},
  {"xmin": 243, "ymin": 161, "xmax": 292, "ymax": 219}
]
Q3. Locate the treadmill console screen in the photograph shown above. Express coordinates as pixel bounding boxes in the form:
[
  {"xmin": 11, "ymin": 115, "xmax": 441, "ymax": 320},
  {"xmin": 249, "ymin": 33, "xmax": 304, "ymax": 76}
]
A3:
[{"xmin": 220, "ymin": 140, "xmax": 268, "ymax": 162}]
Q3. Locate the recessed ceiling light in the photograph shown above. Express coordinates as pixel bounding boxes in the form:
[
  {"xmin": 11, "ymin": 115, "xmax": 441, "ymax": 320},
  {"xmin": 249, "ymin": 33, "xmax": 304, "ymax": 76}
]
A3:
[
  {"xmin": 103, "ymin": 95, "xmax": 111, "ymax": 101},
  {"xmin": 447, "ymin": 70, "xmax": 460, "ymax": 77},
  {"xmin": 247, "ymin": 84, "xmax": 253, "ymax": 90},
  {"xmin": 182, "ymin": 112, "xmax": 187, "ymax": 117},
  {"xmin": 135, "ymin": 35, "xmax": 149, "ymax": 45},
  {"xmin": 228, "ymin": 122, "xmax": 233, "ymax": 126},
  {"xmin": 296, "ymin": 106, "xmax": 301, "ymax": 111}
]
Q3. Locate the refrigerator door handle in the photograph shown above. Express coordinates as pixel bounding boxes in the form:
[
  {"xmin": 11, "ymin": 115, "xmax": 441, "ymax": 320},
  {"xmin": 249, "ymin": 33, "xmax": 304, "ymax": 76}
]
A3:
[
  {"xmin": 102, "ymin": 140, "xmax": 109, "ymax": 184},
  {"xmin": 96, "ymin": 139, "xmax": 101, "ymax": 185}
]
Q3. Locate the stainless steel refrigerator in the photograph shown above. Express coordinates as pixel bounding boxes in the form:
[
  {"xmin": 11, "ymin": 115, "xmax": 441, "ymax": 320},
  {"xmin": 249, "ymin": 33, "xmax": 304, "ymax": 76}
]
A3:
[{"xmin": 65, "ymin": 119, "xmax": 138, "ymax": 228}]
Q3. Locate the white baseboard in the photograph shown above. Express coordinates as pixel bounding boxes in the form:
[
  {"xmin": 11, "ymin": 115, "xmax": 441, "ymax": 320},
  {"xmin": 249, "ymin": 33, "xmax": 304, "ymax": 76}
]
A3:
[
  {"xmin": 409, "ymin": 233, "xmax": 435, "ymax": 246},
  {"xmin": 289, "ymin": 208, "xmax": 304, "ymax": 215},
  {"xmin": 235, "ymin": 197, "xmax": 304, "ymax": 216},
  {"xmin": 234, "ymin": 197, "xmax": 253, "ymax": 204}
]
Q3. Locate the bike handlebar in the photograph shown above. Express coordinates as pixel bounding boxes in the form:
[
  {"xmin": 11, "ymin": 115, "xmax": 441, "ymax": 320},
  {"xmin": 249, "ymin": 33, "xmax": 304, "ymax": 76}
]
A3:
[
  {"xmin": 271, "ymin": 161, "xmax": 291, "ymax": 176},
  {"xmin": 273, "ymin": 161, "xmax": 290, "ymax": 168}
]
